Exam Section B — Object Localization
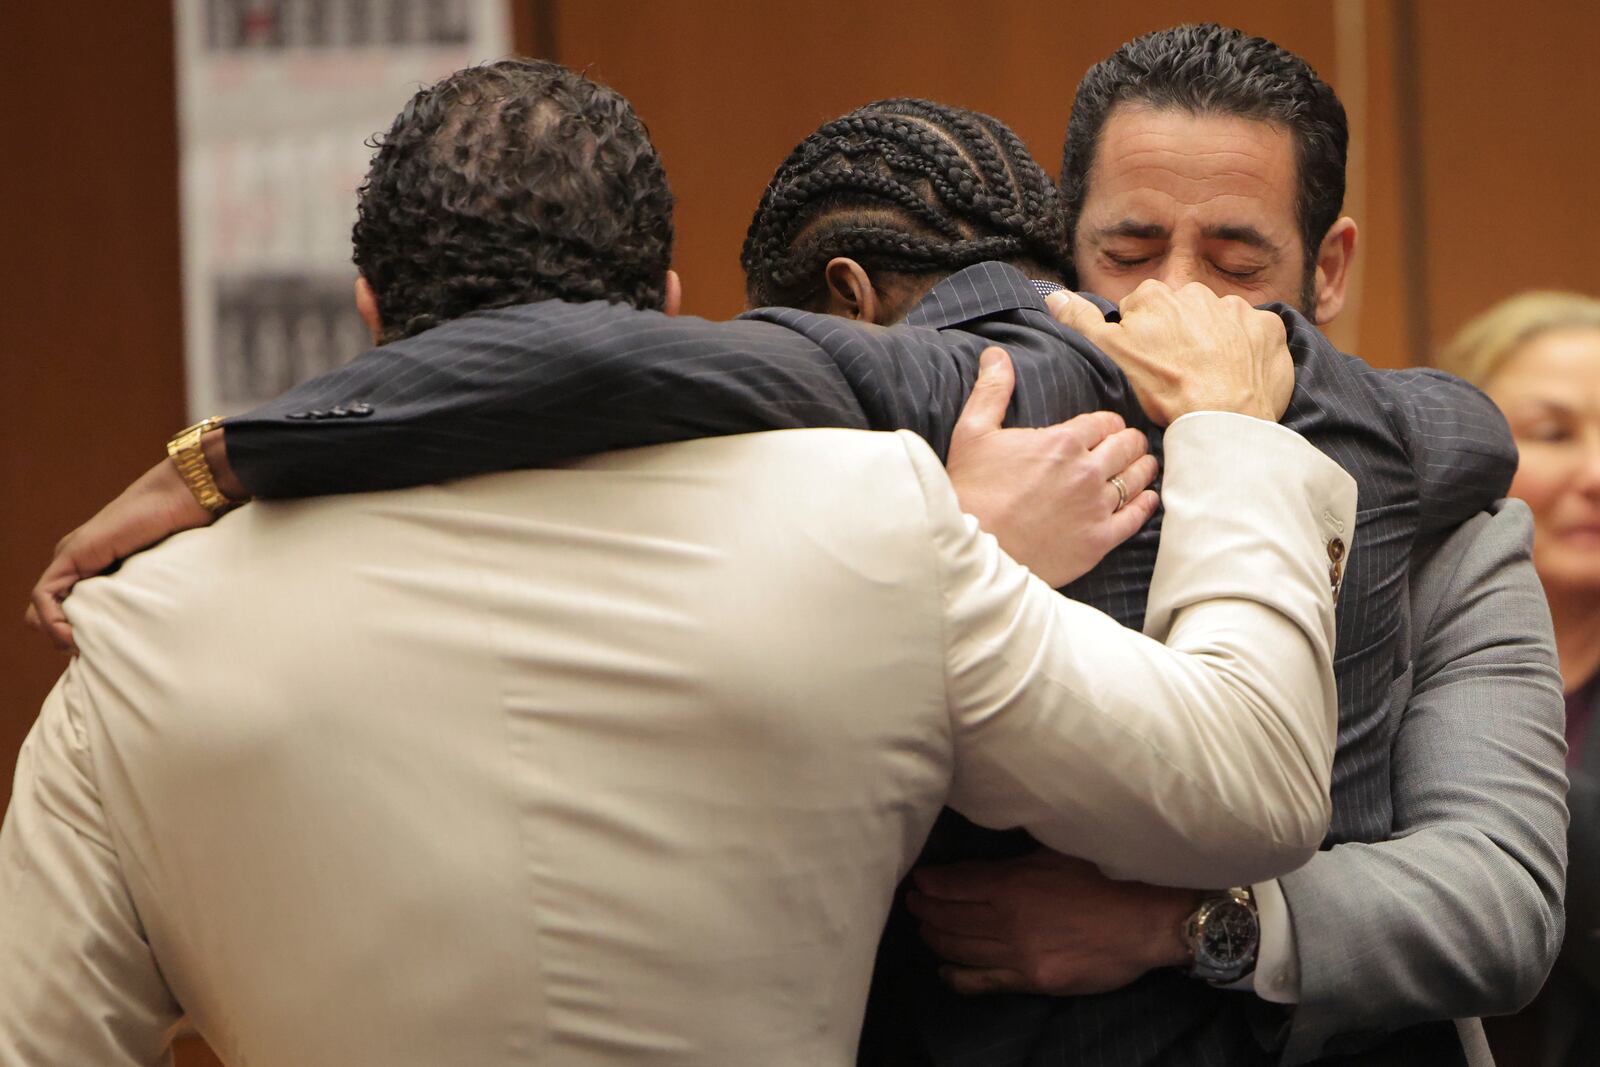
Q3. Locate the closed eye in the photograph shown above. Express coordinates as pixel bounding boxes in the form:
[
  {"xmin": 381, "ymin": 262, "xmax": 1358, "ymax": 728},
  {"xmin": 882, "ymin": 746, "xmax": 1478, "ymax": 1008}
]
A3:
[{"xmin": 1521, "ymin": 423, "xmax": 1574, "ymax": 444}]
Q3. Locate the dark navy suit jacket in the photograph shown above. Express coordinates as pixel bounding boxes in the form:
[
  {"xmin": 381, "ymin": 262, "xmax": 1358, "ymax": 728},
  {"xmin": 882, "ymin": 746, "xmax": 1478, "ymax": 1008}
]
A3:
[{"xmin": 226, "ymin": 262, "xmax": 1516, "ymax": 1065}]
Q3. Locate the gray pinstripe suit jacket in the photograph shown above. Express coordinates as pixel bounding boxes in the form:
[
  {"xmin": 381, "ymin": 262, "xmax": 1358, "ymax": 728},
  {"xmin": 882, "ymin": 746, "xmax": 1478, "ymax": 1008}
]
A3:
[{"xmin": 225, "ymin": 263, "xmax": 1543, "ymax": 1065}]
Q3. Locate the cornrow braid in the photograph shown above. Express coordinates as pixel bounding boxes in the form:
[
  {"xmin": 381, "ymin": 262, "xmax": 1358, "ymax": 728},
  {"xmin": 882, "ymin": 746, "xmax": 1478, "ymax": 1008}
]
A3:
[{"xmin": 741, "ymin": 98, "xmax": 1070, "ymax": 309}]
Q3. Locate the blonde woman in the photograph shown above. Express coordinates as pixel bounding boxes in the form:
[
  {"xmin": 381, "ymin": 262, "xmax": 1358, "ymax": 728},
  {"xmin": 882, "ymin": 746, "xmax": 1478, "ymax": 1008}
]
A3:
[{"xmin": 1439, "ymin": 291, "xmax": 1600, "ymax": 1067}]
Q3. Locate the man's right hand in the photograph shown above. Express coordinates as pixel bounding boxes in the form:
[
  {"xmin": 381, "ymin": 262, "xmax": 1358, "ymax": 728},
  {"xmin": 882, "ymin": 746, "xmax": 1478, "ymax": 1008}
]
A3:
[
  {"xmin": 947, "ymin": 346, "xmax": 1158, "ymax": 588},
  {"xmin": 1049, "ymin": 280, "xmax": 1294, "ymax": 425},
  {"xmin": 26, "ymin": 458, "xmax": 219, "ymax": 653}
]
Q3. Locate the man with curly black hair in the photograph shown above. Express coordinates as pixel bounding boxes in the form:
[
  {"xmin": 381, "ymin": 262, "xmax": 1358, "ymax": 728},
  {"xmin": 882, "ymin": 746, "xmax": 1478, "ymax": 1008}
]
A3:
[{"xmin": 350, "ymin": 57, "xmax": 679, "ymax": 343}]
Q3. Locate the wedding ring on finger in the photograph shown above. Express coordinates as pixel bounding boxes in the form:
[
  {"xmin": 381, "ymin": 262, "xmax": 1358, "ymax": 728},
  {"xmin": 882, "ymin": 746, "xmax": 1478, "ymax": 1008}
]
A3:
[{"xmin": 1109, "ymin": 474, "xmax": 1129, "ymax": 511}]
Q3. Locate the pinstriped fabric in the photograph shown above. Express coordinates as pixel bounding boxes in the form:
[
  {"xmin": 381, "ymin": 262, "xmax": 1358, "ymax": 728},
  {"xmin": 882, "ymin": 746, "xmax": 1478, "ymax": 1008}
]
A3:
[{"xmin": 226, "ymin": 261, "xmax": 1516, "ymax": 1066}]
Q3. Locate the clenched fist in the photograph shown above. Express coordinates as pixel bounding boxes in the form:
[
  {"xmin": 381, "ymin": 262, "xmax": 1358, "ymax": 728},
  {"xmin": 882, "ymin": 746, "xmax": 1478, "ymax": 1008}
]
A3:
[{"xmin": 1050, "ymin": 280, "xmax": 1294, "ymax": 425}]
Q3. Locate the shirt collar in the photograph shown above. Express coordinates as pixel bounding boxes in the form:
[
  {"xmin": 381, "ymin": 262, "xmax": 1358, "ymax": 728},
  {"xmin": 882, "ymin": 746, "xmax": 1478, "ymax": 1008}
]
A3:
[{"xmin": 901, "ymin": 261, "xmax": 1052, "ymax": 330}]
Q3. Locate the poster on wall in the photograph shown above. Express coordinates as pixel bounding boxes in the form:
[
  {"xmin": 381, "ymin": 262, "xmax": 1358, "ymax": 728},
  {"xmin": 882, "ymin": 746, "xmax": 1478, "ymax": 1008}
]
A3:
[{"xmin": 174, "ymin": 0, "xmax": 512, "ymax": 419}]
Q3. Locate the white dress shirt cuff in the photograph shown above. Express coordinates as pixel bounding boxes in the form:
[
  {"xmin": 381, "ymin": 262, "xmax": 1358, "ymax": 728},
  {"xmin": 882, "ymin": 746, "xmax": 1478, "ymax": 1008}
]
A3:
[{"xmin": 1220, "ymin": 878, "xmax": 1301, "ymax": 1002}]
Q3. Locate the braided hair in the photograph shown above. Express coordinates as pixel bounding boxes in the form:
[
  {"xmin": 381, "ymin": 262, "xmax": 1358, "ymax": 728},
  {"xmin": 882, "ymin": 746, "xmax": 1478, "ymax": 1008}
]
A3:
[{"xmin": 741, "ymin": 99, "xmax": 1070, "ymax": 310}]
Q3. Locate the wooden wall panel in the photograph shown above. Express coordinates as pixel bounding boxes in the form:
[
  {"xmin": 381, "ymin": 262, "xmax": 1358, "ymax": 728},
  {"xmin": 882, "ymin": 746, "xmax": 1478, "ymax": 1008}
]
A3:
[
  {"xmin": 0, "ymin": 2, "xmax": 186, "ymax": 815},
  {"xmin": 0, "ymin": 8, "xmax": 220, "ymax": 1065},
  {"xmin": 548, "ymin": 0, "xmax": 1339, "ymax": 322},
  {"xmin": 542, "ymin": 1, "xmax": 1597, "ymax": 369},
  {"xmin": 1413, "ymin": 0, "xmax": 1600, "ymax": 358},
  {"xmin": 1341, "ymin": 0, "xmax": 1413, "ymax": 368}
]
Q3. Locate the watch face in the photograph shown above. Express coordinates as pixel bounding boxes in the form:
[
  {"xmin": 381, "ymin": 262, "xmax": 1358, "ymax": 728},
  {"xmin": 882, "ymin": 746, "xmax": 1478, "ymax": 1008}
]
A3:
[{"xmin": 1198, "ymin": 900, "xmax": 1259, "ymax": 967}]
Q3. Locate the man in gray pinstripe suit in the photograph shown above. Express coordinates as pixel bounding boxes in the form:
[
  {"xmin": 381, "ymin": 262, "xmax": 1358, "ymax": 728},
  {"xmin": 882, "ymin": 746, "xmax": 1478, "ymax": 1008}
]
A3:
[
  {"xmin": 32, "ymin": 28, "xmax": 1568, "ymax": 1067},
  {"xmin": 887, "ymin": 25, "xmax": 1567, "ymax": 1067}
]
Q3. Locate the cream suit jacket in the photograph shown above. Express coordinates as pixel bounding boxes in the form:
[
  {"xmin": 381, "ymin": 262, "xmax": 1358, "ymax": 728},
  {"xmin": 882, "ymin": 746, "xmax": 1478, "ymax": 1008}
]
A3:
[{"xmin": 0, "ymin": 415, "xmax": 1354, "ymax": 1066}]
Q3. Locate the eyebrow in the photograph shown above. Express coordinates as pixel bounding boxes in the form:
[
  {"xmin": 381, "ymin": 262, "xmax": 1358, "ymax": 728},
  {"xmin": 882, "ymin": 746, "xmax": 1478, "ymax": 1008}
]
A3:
[
  {"xmin": 1094, "ymin": 219, "xmax": 1168, "ymax": 241},
  {"xmin": 1203, "ymin": 224, "xmax": 1280, "ymax": 253},
  {"xmin": 1092, "ymin": 218, "xmax": 1282, "ymax": 254}
]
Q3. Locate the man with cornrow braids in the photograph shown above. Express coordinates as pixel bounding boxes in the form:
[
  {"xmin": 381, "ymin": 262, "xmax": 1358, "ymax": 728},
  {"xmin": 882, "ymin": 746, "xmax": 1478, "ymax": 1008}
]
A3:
[
  {"xmin": 741, "ymin": 99, "xmax": 1069, "ymax": 317},
  {"xmin": 717, "ymin": 94, "xmax": 1563, "ymax": 1067},
  {"xmin": 35, "ymin": 72, "xmax": 1561, "ymax": 1065}
]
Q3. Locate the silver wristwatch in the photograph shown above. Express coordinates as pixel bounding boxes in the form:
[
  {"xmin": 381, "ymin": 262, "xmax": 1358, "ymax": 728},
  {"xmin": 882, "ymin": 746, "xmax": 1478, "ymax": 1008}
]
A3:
[{"xmin": 1184, "ymin": 886, "xmax": 1259, "ymax": 984}]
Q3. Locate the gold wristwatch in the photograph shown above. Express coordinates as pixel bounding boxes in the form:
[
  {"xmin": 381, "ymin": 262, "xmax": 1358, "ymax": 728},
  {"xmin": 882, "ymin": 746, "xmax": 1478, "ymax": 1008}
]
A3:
[{"xmin": 166, "ymin": 416, "xmax": 233, "ymax": 513}]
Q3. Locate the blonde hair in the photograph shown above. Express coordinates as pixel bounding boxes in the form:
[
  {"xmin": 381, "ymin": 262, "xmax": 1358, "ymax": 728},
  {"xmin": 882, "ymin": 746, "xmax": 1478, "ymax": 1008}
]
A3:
[{"xmin": 1437, "ymin": 291, "xmax": 1600, "ymax": 387}]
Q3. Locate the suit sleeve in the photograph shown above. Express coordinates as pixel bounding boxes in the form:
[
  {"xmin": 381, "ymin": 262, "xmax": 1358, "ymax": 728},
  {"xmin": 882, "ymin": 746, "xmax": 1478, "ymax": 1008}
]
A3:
[
  {"xmin": 1275, "ymin": 501, "xmax": 1568, "ymax": 1064},
  {"xmin": 0, "ymin": 668, "xmax": 183, "ymax": 1066},
  {"xmin": 222, "ymin": 300, "xmax": 1003, "ymax": 498},
  {"xmin": 912, "ymin": 414, "xmax": 1355, "ymax": 889},
  {"xmin": 1380, "ymin": 367, "xmax": 1519, "ymax": 534},
  {"xmin": 1269, "ymin": 306, "xmax": 1514, "ymax": 535}
]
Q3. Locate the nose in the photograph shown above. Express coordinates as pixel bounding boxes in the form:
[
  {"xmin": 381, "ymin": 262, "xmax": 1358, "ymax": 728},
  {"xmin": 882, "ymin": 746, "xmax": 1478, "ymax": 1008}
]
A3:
[
  {"xmin": 1155, "ymin": 254, "xmax": 1205, "ymax": 291},
  {"xmin": 1572, "ymin": 429, "xmax": 1600, "ymax": 496}
]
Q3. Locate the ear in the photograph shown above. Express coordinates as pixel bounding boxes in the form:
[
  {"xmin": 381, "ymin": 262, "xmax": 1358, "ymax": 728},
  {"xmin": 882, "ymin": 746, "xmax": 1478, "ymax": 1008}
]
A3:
[
  {"xmin": 662, "ymin": 269, "xmax": 682, "ymax": 317},
  {"xmin": 821, "ymin": 257, "xmax": 881, "ymax": 323},
  {"xmin": 1311, "ymin": 217, "xmax": 1358, "ymax": 325},
  {"xmin": 354, "ymin": 276, "xmax": 384, "ymax": 343}
]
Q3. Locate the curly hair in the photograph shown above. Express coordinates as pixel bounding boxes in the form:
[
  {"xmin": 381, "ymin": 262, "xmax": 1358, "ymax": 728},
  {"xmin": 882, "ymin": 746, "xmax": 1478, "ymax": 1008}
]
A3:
[
  {"xmin": 352, "ymin": 59, "xmax": 674, "ymax": 342},
  {"xmin": 741, "ymin": 98, "xmax": 1069, "ymax": 310},
  {"xmin": 1061, "ymin": 24, "xmax": 1348, "ymax": 283}
]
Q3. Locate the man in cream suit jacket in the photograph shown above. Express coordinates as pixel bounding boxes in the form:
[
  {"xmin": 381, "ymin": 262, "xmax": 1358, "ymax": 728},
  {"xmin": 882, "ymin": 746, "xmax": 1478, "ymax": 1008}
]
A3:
[
  {"xmin": 0, "ymin": 61, "xmax": 1353, "ymax": 1065},
  {"xmin": 0, "ymin": 410, "xmax": 1352, "ymax": 1067}
]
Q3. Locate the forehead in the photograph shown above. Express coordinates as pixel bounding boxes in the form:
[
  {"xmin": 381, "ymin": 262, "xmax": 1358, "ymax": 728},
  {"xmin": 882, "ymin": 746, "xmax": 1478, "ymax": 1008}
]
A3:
[
  {"xmin": 1492, "ymin": 328, "xmax": 1600, "ymax": 394},
  {"xmin": 1082, "ymin": 106, "xmax": 1299, "ymax": 235}
]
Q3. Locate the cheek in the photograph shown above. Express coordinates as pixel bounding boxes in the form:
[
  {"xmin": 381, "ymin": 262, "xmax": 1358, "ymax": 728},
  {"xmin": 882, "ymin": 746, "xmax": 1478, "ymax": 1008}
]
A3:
[
  {"xmin": 1223, "ymin": 262, "xmax": 1306, "ymax": 308},
  {"xmin": 1265, "ymin": 263, "xmax": 1308, "ymax": 302},
  {"xmin": 1076, "ymin": 263, "xmax": 1141, "ymax": 303},
  {"xmin": 1508, "ymin": 457, "xmax": 1566, "ymax": 521}
]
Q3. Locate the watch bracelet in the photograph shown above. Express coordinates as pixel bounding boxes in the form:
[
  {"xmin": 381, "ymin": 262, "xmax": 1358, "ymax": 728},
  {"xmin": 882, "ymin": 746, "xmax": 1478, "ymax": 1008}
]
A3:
[
  {"xmin": 166, "ymin": 416, "xmax": 231, "ymax": 513},
  {"xmin": 1184, "ymin": 885, "xmax": 1259, "ymax": 984}
]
